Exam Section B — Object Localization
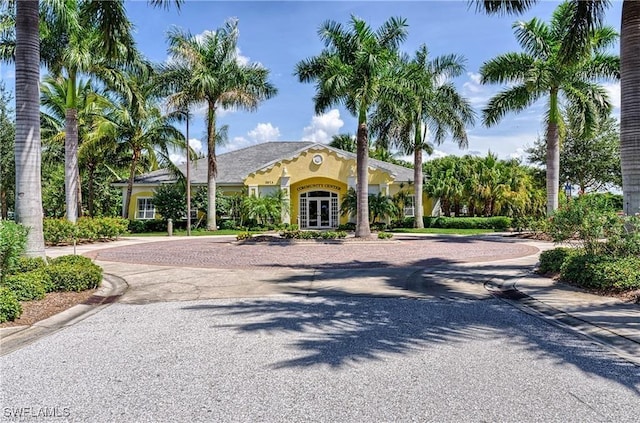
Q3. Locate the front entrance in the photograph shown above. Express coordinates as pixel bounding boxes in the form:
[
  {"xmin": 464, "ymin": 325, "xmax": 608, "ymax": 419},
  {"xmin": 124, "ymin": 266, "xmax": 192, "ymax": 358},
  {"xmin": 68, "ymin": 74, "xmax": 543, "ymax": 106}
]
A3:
[{"xmin": 299, "ymin": 191, "xmax": 339, "ymax": 229}]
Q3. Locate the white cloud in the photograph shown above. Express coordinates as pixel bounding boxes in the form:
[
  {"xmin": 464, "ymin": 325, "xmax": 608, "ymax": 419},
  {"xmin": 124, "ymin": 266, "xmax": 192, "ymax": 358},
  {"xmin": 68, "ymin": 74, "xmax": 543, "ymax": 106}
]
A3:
[
  {"xmin": 301, "ymin": 109, "xmax": 344, "ymax": 143},
  {"xmin": 235, "ymin": 47, "xmax": 250, "ymax": 66},
  {"xmin": 509, "ymin": 147, "xmax": 527, "ymax": 160},
  {"xmin": 603, "ymin": 82, "xmax": 620, "ymax": 110},
  {"xmin": 247, "ymin": 122, "xmax": 280, "ymax": 142},
  {"xmin": 189, "ymin": 138, "xmax": 203, "ymax": 152},
  {"xmin": 222, "ymin": 122, "xmax": 281, "ymax": 152}
]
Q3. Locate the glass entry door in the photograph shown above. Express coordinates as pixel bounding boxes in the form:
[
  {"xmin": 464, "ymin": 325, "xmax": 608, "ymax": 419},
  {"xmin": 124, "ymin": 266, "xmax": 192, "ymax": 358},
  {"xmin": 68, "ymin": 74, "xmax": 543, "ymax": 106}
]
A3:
[{"xmin": 300, "ymin": 191, "xmax": 338, "ymax": 229}]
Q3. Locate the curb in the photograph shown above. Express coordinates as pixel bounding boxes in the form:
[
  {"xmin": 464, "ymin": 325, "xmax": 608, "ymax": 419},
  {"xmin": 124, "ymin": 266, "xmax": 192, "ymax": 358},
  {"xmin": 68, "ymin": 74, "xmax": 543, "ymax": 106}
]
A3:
[
  {"xmin": 485, "ymin": 276, "xmax": 640, "ymax": 367},
  {"xmin": 0, "ymin": 273, "xmax": 128, "ymax": 357}
]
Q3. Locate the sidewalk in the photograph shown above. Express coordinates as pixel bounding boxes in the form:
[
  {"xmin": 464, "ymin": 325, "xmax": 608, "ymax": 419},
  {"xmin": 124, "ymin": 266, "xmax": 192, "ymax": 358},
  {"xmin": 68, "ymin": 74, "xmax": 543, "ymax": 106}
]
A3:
[{"xmin": 2, "ymin": 235, "xmax": 638, "ymax": 364}]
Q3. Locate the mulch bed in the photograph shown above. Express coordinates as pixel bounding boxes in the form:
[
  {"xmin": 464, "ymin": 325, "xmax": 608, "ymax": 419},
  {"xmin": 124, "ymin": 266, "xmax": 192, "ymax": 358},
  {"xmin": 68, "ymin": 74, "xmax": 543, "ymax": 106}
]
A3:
[{"xmin": 0, "ymin": 289, "xmax": 97, "ymax": 328}]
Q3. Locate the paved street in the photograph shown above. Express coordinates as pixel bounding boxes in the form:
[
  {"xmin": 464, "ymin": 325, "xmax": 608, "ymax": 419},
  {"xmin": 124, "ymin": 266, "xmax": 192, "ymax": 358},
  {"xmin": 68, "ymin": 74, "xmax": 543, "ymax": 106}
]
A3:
[{"xmin": 1, "ymin": 235, "xmax": 639, "ymax": 422}]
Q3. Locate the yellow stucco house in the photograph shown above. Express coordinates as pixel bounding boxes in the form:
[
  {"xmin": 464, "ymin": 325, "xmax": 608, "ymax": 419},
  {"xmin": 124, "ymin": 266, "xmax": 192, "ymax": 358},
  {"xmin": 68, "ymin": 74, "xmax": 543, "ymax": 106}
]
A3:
[{"xmin": 117, "ymin": 142, "xmax": 437, "ymax": 228}]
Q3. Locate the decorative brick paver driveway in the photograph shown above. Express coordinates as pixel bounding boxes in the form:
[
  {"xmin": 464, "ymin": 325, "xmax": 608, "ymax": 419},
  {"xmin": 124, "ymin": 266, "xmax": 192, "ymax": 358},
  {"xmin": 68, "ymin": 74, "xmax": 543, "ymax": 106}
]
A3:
[{"xmin": 93, "ymin": 235, "xmax": 539, "ymax": 270}]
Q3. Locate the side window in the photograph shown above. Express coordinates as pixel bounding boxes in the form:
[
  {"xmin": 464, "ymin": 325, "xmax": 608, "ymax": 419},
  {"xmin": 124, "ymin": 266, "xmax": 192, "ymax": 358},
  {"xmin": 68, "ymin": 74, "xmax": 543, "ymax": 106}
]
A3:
[
  {"xmin": 136, "ymin": 198, "xmax": 156, "ymax": 220},
  {"xmin": 404, "ymin": 195, "xmax": 415, "ymax": 217}
]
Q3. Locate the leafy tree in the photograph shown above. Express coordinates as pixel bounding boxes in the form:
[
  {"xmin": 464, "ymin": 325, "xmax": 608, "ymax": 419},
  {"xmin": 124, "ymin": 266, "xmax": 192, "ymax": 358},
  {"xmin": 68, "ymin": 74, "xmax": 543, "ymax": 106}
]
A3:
[
  {"xmin": 329, "ymin": 134, "xmax": 356, "ymax": 153},
  {"xmin": 480, "ymin": 2, "xmax": 618, "ymax": 215},
  {"xmin": 527, "ymin": 114, "xmax": 621, "ymax": 193},
  {"xmin": 158, "ymin": 18, "xmax": 277, "ymax": 231},
  {"xmin": 95, "ymin": 70, "xmax": 184, "ymax": 219},
  {"xmin": 153, "ymin": 184, "xmax": 185, "ymax": 222},
  {"xmin": 368, "ymin": 192, "xmax": 397, "ymax": 223},
  {"xmin": 476, "ymin": 0, "xmax": 640, "ymax": 216},
  {"xmin": 0, "ymin": 83, "xmax": 14, "ymax": 220},
  {"xmin": 372, "ymin": 45, "xmax": 475, "ymax": 228},
  {"xmin": 296, "ymin": 16, "xmax": 408, "ymax": 237}
]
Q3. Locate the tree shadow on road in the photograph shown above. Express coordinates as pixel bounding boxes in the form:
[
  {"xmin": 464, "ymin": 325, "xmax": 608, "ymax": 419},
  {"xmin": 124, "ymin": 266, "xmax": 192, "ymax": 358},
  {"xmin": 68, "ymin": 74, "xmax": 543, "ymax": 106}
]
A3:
[{"xmin": 182, "ymin": 258, "xmax": 640, "ymax": 394}]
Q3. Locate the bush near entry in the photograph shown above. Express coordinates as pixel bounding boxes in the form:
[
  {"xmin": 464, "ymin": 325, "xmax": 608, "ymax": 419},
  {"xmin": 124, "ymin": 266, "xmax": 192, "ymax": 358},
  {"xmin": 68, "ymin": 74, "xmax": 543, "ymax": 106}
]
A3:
[
  {"xmin": 559, "ymin": 253, "xmax": 640, "ymax": 291},
  {"xmin": 538, "ymin": 248, "xmax": 576, "ymax": 274},
  {"xmin": 391, "ymin": 216, "xmax": 512, "ymax": 230},
  {"xmin": 0, "ymin": 287, "xmax": 22, "ymax": 323}
]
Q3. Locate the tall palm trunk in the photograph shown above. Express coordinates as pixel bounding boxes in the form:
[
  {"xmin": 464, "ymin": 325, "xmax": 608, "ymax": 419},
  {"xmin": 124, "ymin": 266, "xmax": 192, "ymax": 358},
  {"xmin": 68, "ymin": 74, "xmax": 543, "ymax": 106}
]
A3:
[
  {"xmin": 546, "ymin": 89, "xmax": 560, "ymax": 215},
  {"xmin": 87, "ymin": 163, "xmax": 95, "ymax": 217},
  {"xmin": 206, "ymin": 104, "xmax": 218, "ymax": 231},
  {"xmin": 621, "ymin": 0, "xmax": 640, "ymax": 215},
  {"xmin": 14, "ymin": 0, "xmax": 46, "ymax": 257},
  {"xmin": 413, "ymin": 125, "xmax": 424, "ymax": 229},
  {"xmin": 123, "ymin": 150, "xmax": 140, "ymax": 219},
  {"xmin": 355, "ymin": 118, "xmax": 371, "ymax": 237},
  {"xmin": 65, "ymin": 70, "xmax": 80, "ymax": 223}
]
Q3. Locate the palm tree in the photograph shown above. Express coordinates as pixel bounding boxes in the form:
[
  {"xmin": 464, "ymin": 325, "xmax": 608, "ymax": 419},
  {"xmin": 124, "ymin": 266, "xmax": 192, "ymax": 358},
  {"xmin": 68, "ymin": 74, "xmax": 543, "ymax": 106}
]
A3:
[
  {"xmin": 295, "ymin": 16, "xmax": 408, "ymax": 237},
  {"xmin": 329, "ymin": 134, "xmax": 356, "ymax": 153},
  {"xmin": 372, "ymin": 45, "xmax": 475, "ymax": 228},
  {"xmin": 40, "ymin": 75, "xmax": 117, "ymax": 217},
  {"xmin": 95, "ymin": 71, "xmax": 185, "ymax": 219},
  {"xmin": 1, "ymin": 1, "xmax": 140, "ymax": 222},
  {"xmin": 158, "ymin": 19, "xmax": 277, "ymax": 230},
  {"xmin": 4, "ymin": 0, "xmax": 181, "ymax": 256},
  {"xmin": 13, "ymin": 0, "xmax": 45, "ymax": 257},
  {"xmin": 480, "ymin": 2, "xmax": 618, "ymax": 215},
  {"xmin": 477, "ymin": 0, "xmax": 640, "ymax": 215}
]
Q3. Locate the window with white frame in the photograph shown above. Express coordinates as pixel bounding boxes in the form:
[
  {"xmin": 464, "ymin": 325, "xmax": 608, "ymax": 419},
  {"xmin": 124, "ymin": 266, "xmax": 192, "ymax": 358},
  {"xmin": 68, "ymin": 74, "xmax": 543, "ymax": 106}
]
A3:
[
  {"xmin": 404, "ymin": 195, "xmax": 415, "ymax": 217},
  {"xmin": 136, "ymin": 198, "xmax": 156, "ymax": 220}
]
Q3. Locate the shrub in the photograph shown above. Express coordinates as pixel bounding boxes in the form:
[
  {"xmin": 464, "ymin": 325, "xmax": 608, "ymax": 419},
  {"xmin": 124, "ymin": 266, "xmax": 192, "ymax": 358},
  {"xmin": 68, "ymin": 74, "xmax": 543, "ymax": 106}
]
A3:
[
  {"xmin": 236, "ymin": 232, "xmax": 252, "ymax": 241},
  {"xmin": 429, "ymin": 216, "xmax": 512, "ymax": 230},
  {"xmin": 46, "ymin": 260, "xmax": 102, "ymax": 292},
  {"xmin": 127, "ymin": 219, "xmax": 146, "ymax": 233},
  {"xmin": 547, "ymin": 195, "xmax": 620, "ymax": 255},
  {"xmin": 279, "ymin": 229, "xmax": 299, "ymax": 239},
  {"xmin": 378, "ymin": 232, "xmax": 393, "ymax": 240},
  {"xmin": 336, "ymin": 231, "xmax": 347, "ymax": 238},
  {"xmin": 220, "ymin": 220, "xmax": 237, "ymax": 230},
  {"xmin": 538, "ymin": 247, "xmax": 576, "ymax": 274},
  {"xmin": 95, "ymin": 217, "xmax": 129, "ymax": 239},
  {"xmin": 560, "ymin": 253, "xmax": 640, "ymax": 291},
  {"xmin": 76, "ymin": 217, "xmax": 99, "ymax": 241},
  {"xmin": 13, "ymin": 256, "xmax": 47, "ymax": 274},
  {"xmin": 302, "ymin": 231, "xmax": 323, "ymax": 239},
  {"xmin": 50, "ymin": 255, "xmax": 94, "ymax": 267},
  {"xmin": 43, "ymin": 218, "xmax": 75, "ymax": 245},
  {"xmin": 2, "ymin": 272, "xmax": 46, "ymax": 301},
  {"xmin": 337, "ymin": 222, "xmax": 356, "ymax": 231},
  {"xmin": 0, "ymin": 287, "xmax": 22, "ymax": 323},
  {"xmin": 370, "ymin": 222, "xmax": 388, "ymax": 231},
  {"xmin": 0, "ymin": 220, "xmax": 29, "ymax": 282}
]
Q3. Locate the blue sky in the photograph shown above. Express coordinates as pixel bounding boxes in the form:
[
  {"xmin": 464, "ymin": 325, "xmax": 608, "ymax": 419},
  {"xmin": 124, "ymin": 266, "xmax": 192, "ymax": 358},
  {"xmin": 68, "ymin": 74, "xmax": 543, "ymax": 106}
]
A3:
[{"xmin": 1, "ymin": 0, "xmax": 624, "ymax": 163}]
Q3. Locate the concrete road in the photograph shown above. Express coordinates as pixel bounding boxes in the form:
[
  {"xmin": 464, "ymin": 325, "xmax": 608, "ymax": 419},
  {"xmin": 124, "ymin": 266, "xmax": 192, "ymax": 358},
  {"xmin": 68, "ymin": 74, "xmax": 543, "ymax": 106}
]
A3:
[{"xmin": 1, "ymin": 295, "xmax": 638, "ymax": 422}]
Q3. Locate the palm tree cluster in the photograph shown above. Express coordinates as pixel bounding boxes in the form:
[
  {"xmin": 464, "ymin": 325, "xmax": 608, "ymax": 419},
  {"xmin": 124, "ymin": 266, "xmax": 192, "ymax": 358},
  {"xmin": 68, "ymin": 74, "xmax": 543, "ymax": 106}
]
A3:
[
  {"xmin": 296, "ymin": 17, "xmax": 476, "ymax": 235},
  {"xmin": 424, "ymin": 154, "xmax": 545, "ymax": 218},
  {"xmin": 6, "ymin": 0, "xmax": 637, "ymax": 255}
]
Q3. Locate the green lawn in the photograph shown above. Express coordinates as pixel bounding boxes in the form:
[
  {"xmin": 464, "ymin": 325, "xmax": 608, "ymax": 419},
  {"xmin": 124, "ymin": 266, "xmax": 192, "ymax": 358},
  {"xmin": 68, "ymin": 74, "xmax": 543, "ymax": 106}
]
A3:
[
  {"xmin": 388, "ymin": 228, "xmax": 502, "ymax": 235},
  {"xmin": 129, "ymin": 229, "xmax": 261, "ymax": 237}
]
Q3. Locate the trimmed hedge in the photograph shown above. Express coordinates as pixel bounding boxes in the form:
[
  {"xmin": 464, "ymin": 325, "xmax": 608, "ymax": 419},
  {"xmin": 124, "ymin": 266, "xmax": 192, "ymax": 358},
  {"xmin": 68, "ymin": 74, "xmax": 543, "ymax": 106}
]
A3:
[
  {"xmin": 378, "ymin": 232, "xmax": 393, "ymax": 240},
  {"xmin": 14, "ymin": 256, "xmax": 47, "ymax": 273},
  {"xmin": 560, "ymin": 253, "xmax": 640, "ymax": 291},
  {"xmin": 0, "ymin": 287, "xmax": 22, "ymax": 323},
  {"xmin": 391, "ymin": 216, "xmax": 512, "ymax": 230},
  {"xmin": 44, "ymin": 217, "xmax": 129, "ymax": 245},
  {"xmin": 45, "ymin": 256, "xmax": 102, "ymax": 292},
  {"xmin": 2, "ymin": 272, "xmax": 46, "ymax": 301},
  {"xmin": 279, "ymin": 230, "xmax": 347, "ymax": 240},
  {"xmin": 538, "ymin": 248, "xmax": 576, "ymax": 274},
  {"xmin": 0, "ymin": 220, "xmax": 29, "ymax": 282}
]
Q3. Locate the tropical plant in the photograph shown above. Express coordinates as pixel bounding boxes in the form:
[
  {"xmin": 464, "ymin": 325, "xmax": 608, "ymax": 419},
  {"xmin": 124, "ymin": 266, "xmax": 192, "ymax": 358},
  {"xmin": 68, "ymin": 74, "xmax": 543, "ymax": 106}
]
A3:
[
  {"xmin": 94, "ymin": 70, "xmax": 185, "ymax": 219},
  {"xmin": 242, "ymin": 190, "xmax": 288, "ymax": 226},
  {"xmin": 295, "ymin": 16, "xmax": 408, "ymax": 237},
  {"xmin": 480, "ymin": 2, "xmax": 618, "ymax": 215},
  {"xmin": 527, "ymin": 112, "xmax": 621, "ymax": 194},
  {"xmin": 329, "ymin": 134, "xmax": 357, "ymax": 153},
  {"xmin": 477, "ymin": 0, "xmax": 639, "ymax": 215},
  {"xmin": 157, "ymin": 18, "xmax": 277, "ymax": 231},
  {"xmin": 368, "ymin": 192, "xmax": 398, "ymax": 223},
  {"xmin": 1, "ymin": 0, "xmax": 181, "ymax": 257},
  {"xmin": 0, "ymin": 83, "xmax": 14, "ymax": 220},
  {"xmin": 372, "ymin": 45, "xmax": 475, "ymax": 228},
  {"xmin": 9, "ymin": 0, "xmax": 45, "ymax": 257}
]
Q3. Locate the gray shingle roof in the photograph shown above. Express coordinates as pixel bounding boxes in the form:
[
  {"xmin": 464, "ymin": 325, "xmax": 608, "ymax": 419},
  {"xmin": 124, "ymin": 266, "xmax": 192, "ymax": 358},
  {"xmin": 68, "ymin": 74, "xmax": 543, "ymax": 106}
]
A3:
[{"xmin": 126, "ymin": 141, "xmax": 415, "ymax": 185}]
